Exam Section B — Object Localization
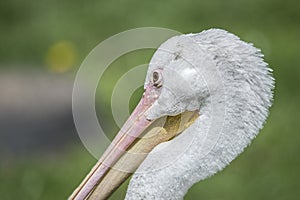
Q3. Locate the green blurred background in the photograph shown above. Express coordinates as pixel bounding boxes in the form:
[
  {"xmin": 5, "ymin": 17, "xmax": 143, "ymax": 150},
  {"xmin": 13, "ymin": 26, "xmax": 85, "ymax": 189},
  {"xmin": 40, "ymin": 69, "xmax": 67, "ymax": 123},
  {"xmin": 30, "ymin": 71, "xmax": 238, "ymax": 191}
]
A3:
[{"xmin": 0, "ymin": 0, "xmax": 299, "ymax": 199}]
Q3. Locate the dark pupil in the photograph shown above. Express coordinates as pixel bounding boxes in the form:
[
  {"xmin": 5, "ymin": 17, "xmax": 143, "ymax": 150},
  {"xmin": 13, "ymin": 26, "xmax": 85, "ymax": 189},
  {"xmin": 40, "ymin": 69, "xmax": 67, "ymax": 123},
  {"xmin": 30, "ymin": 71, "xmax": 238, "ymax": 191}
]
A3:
[{"xmin": 153, "ymin": 72, "xmax": 159, "ymax": 83}]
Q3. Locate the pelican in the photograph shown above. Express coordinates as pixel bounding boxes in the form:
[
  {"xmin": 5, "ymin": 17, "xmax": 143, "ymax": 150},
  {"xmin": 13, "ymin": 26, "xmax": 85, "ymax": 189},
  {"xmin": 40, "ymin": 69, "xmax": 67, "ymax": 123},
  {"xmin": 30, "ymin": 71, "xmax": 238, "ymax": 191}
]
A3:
[{"xmin": 70, "ymin": 29, "xmax": 274, "ymax": 200}]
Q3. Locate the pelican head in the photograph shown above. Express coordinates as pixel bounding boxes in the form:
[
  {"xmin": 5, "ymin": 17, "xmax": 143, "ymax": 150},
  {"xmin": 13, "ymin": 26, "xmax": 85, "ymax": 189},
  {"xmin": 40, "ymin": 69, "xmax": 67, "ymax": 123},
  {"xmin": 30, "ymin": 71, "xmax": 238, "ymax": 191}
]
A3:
[{"xmin": 70, "ymin": 29, "xmax": 274, "ymax": 200}]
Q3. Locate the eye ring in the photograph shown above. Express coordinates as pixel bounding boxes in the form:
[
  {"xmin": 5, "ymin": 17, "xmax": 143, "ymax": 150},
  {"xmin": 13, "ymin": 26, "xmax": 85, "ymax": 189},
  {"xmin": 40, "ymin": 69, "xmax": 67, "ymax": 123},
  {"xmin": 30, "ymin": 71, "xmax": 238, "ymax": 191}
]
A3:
[{"xmin": 152, "ymin": 70, "xmax": 163, "ymax": 87}]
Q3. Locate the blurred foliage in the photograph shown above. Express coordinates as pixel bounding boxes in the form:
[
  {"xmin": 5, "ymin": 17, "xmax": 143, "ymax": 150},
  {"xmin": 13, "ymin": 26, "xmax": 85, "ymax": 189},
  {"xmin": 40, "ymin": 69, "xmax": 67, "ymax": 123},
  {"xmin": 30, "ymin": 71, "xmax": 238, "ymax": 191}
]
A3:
[
  {"xmin": 45, "ymin": 41, "xmax": 77, "ymax": 73},
  {"xmin": 0, "ymin": 0, "xmax": 300, "ymax": 199}
]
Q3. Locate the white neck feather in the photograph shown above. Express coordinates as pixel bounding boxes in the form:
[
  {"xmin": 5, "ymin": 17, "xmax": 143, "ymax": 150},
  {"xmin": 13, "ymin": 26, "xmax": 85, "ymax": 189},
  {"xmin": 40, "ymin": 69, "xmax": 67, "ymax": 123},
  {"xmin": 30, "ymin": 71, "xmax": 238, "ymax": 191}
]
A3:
[{"xmin": 125, "ymin": 29, "xmax": 274, "ymax": 200}]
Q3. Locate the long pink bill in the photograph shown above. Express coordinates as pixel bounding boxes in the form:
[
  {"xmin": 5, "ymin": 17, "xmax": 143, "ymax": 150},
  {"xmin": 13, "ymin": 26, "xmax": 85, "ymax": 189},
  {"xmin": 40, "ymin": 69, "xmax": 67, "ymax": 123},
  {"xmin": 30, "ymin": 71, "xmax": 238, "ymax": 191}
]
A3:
[{"xmin": 69, "ymin": 85, "xmax": 158, "ymax": 200}]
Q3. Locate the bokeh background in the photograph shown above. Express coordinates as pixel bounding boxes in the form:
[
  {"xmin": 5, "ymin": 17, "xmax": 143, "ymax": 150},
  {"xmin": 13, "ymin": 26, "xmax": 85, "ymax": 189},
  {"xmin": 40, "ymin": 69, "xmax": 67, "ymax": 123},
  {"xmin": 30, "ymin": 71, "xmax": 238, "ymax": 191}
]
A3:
[{"xmin": 1, "ymin": 0, "xmax": 300, "ymax": 199}]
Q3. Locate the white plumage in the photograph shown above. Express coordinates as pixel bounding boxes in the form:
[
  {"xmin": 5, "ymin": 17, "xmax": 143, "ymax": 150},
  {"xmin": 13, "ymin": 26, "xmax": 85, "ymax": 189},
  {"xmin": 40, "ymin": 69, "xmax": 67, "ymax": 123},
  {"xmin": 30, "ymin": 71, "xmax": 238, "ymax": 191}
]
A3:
[
  {"xmin": 70, "ymin": 29, "xmax": 274, "ymax": 200},
  {"xmin": 125, "ymin": 29, "xmax": 274, "ymax": 199}
]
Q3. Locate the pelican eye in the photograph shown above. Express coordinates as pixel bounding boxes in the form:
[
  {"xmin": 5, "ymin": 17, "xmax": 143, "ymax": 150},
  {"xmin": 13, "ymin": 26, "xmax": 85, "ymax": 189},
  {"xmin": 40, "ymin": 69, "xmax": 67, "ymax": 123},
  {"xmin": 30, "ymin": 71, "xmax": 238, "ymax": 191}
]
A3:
[{"xmin": 152, "ymin": 70, "xmax": 163, "ymax": 87}]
